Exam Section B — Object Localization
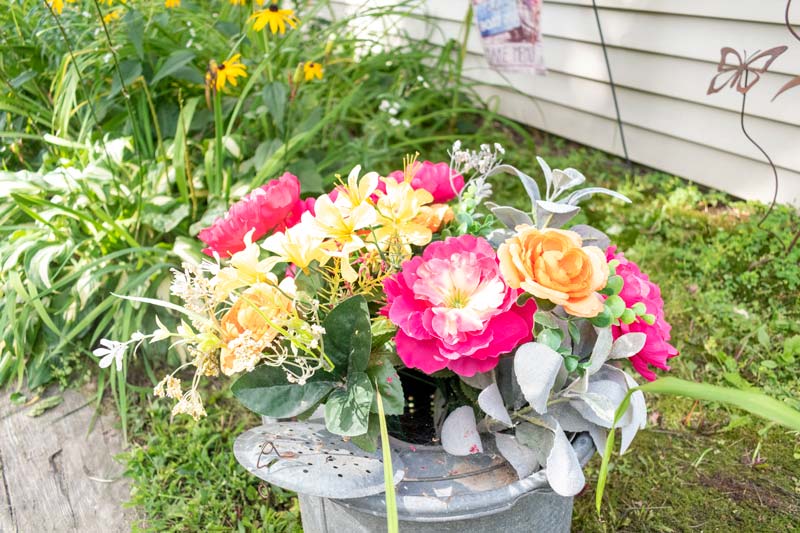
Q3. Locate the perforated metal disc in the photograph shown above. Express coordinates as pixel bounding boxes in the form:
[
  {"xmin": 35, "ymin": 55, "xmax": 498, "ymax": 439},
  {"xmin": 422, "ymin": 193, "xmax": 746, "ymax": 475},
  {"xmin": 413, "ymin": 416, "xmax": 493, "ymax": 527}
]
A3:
[{"xmin": 234, "ymin": 421, "xmax": 405, "ymax": 499}]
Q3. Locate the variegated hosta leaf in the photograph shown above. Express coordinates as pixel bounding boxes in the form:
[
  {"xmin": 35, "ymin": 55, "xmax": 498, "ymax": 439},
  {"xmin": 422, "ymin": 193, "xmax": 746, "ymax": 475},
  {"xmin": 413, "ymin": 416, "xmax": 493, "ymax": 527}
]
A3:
[
  {"xmin": 485, "ymin": 202, "xmax": 534, "ymax": 229},
  {"xmin": 586, "ymin": 327, "xmax": 613, "ymax": 375},
  {"xmin": 609, "ymin": 332, "xmax": 647, "ymax": 359},
  {"xmin": 477, "ymin": 383, "xmax": 513, "ymax": 427},
  {"xmin": 494, "ymin": 432, "xmax": 540, "ymax": 479},
  {"xmin": 535, "ymin": 200, "xmax": 580, "ymax": 229},
  {"xmin": 514, "ymin": 342, "xmax": 564, "ymax": 413},
  {"xmin": 570, "ymin": 224, "xmax": 611, "ymax": 249},
  {"xmin": 441, "ymin": 406, "xmax": 483, "ymax": 456}
]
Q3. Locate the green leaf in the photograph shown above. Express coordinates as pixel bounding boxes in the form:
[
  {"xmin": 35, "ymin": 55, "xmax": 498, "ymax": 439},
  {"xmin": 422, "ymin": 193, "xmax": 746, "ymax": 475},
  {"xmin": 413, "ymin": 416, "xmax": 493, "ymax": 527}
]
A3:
[
  {"xmin": 756, "ymin": 326, "xmax": 770, "ymax": 349},
  {"xmin": 262, "ymin": 81, "xmax": 288, "ymax": 127},
  {"xmin": 590, "ymin": 307, "xmax": 614, "ymax": 328},
  {"xmin": 26, "ymin": 395, "xmax": 63, "ymax": 417},
  {"xmin": 287, "ymin": 158, "xmax": 324, "ymax": 194},
  {"xmin": 367, "ymin": 358, "xmax": 404, "ymax": 415},
  {"xmin": 324, "ymin": 372, "xmax": 374, "ymax": 436},
  {"xmin": 322, "ymin": 295, "xmax": 372, "ymax": 376},
  {"xmin": 151, "ymin": 50, "xmax": 196, "ymax": 85},
  {"xmin": 376, "ymin": 380, "xmax": 399, "ymax": 533},
  {"xmin": 534, "ymin": 310, "xmax": 558, "ymax": 329},
  {"xmin": 109, "ymin": 60, "xmax": 142, "ymax": 98},
  {"xmin": 350, "ymin": 413, "xmax": 380, "ymax": 452},
  {"xmin": 605, "ymin": 295, "xmax": 625, "ymax": 318},
  {"xmin": 595, "ymin": 377, "xmax": 800, "ymax": 513},
  {"xmin": 537, "ymin": 328, "xmax": 563, "ymax": 351},
  {"xmin": 231, "ymin": 365, "xmax": 335, "ymax": 418}
]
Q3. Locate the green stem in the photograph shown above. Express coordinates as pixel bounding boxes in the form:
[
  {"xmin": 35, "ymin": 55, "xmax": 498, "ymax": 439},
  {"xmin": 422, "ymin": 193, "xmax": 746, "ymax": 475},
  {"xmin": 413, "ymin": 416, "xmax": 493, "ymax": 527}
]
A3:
[{"xmin": 213, "ymin": 89, "xmax": 225, "ymax": 200}]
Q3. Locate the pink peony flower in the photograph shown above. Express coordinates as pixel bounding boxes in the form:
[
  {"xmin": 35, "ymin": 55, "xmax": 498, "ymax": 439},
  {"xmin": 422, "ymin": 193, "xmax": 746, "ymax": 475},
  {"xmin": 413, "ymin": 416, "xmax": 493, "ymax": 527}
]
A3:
[
  {"xmin": 383, "ymin": 235, "xmax": 536, "ymax": 376},
  {"xmin": 198, "ymin": 173, "xmax": 301, "ymax": 257},
  {"xmin": 381, "ymin": 161, "xmax": 465, "ymax": 203},
  {"xmin": 606, "ymin": 246, "xmax": 679, "ymax": 381}
]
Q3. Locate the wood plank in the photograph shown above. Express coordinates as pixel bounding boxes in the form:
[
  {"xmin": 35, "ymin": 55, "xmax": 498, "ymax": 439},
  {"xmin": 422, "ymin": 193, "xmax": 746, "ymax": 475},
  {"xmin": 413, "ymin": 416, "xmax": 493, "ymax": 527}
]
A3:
[
  {"xmin": 473, "ymin": 85, "xmax": 800, "ymax": 205},
  {"xmin": 0, "ymin": 390, "xmax": 133, "ymax": 533}
]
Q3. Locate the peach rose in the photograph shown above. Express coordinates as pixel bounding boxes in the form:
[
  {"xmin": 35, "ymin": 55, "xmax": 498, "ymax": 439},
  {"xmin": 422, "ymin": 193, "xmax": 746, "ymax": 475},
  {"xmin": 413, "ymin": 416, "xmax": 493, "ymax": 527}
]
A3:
[
  {"xmin": 413, "ymin": 203, "xmax": 454, "ymax": 232},
  {"xmin": 219, "ymin": 279, "xmax": 295, "ymax": 374},
  {"xmin": 497, "ymin": 227, "xmax": 608, "ymax": 317}
]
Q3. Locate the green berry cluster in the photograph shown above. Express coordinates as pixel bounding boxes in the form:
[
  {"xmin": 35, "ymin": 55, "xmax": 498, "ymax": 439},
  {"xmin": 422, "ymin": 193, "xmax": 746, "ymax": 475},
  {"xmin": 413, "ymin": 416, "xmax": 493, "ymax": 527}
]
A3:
[{"xmin": 592, "ymin": 259, "xmax": 655, "ymax": 328}]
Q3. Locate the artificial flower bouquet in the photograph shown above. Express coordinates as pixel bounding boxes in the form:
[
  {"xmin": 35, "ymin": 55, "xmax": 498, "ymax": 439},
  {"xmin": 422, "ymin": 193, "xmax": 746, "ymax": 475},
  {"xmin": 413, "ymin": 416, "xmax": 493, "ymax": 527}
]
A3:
[{"xmin": 105, "ymin": 143, "xmax": 678, "ymax": 497}]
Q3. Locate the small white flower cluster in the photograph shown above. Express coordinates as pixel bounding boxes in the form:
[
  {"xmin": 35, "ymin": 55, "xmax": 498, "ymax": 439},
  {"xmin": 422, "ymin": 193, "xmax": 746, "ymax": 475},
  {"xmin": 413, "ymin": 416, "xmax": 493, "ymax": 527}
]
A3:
[
  {"xmin": 170, "ymin": 262, "xmax": 217, "ymax": 318},
  {"xmin": 448, "ymin": 141, "xmax": 505, "ymax": 176},
  {"xmin": 379, "ymin": 100, "xmax": 410, "ymax": 128}
]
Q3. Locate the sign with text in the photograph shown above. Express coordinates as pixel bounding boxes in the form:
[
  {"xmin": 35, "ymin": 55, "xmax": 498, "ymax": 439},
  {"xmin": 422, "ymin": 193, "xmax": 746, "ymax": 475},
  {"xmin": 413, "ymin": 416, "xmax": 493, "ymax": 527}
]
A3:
[{"xmin": 473, "ymin": 0, "xmax": 545, "ymax": 73}]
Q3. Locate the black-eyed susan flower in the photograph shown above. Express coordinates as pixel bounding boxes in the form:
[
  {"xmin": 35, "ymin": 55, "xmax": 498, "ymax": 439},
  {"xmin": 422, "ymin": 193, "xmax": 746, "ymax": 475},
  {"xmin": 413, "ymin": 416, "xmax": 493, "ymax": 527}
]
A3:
[
  {"xmin": 303, "ymin": 61, "xmax": 323, "ymax": 81},
  {"xmin": 206, "ymin": 55, "xmax": 248, "ymax": 93},
  {"xmin": 249, "ymin": 1, "xmax": 299, "ymax": 34},
  {"xmin": 229, "ymin": 0, "xmax": 247, "ymax": 5},
  {"xmin": 47, "ymin": 0, "xmax": 75, "ymax": 15},
  {"xmin": 165, "ymin": 0, "xmax": 180, "ymax": 8},
  {"xmin": 103, "ymin": 9, "xmax": 122, "ymax": 23}
]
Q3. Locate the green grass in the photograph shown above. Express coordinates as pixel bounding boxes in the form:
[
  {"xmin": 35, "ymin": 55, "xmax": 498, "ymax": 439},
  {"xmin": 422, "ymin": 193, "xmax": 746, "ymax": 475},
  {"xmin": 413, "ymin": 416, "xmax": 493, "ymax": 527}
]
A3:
[{"xmin": 122, "ymin": 130, "xmax": 800, "ymax": 531}]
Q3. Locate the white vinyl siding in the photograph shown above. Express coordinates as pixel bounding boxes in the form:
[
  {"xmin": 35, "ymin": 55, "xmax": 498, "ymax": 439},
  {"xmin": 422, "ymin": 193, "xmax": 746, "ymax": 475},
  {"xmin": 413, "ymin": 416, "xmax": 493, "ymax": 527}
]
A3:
[{"xmin": 328, "ymin": 0, "xmax": 800, "ymax": 205}]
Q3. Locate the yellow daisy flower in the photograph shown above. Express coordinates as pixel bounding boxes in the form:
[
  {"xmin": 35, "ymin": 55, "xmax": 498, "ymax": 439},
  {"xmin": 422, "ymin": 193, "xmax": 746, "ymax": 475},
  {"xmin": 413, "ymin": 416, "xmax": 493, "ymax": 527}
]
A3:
[
  {"xmin": 249, "ymin": 2, "xmax": 299, "ymax": 34},
  {"xmin": 229, "ymin": 0, "xmax": 247, "ymax": 4},
  {"xmin": 103, "ymin": 9, "xmax": 122, "ymax": 23},
  {"xmin": 165, "ymin": 0, "xmax": 180, "ymax": 8},
  {"xmin": 215, "ymin": 54, "xmax": 247, "ymax": 91},
  {"xmin": 47, "ymin": 0, "xmax": 75, "ymax": 15},
  {"xmin": 303, "ymin": 61, "xmax": 323, "ymax": 81}
]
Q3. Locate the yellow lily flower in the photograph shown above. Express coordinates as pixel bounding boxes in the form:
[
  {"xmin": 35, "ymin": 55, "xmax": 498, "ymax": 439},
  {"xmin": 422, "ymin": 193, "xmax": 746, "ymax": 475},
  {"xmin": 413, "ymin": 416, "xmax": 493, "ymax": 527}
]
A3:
[
  {"xmin": 333, "ymin": 165, "xmax": 379, "ymax": 214},
  {"xmin": 374, "ymin": 177, "xmax": 433, "ymax": 248},
  {"xmin": 261, "ymin": 218, "xmax": 332, "ymax": 272},
  {"xmin": 212, "ymin": 230, "xmax": 274, "ymax": 300}
]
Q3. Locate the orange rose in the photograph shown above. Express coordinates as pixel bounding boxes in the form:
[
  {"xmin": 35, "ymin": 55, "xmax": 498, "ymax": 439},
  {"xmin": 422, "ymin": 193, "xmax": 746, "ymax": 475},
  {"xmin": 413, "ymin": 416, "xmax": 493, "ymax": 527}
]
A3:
[
  {"xmin": 497, "ymin": 226, "xmax": 608, "ymax": 317},
  {"xmin": 413, "ymin": 203, "xmax": 454, "ymax": 232},
  {"xmin": 219, "ymin": 280, "xmax": 294, "ymax": 374}
]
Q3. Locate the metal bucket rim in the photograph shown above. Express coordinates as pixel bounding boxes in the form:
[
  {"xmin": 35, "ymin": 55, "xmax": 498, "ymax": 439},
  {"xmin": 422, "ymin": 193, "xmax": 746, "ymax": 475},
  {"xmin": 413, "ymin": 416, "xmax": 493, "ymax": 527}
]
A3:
[{"xmin": 332, "ymin": 432, "xmax": 595, "ymax": 523}]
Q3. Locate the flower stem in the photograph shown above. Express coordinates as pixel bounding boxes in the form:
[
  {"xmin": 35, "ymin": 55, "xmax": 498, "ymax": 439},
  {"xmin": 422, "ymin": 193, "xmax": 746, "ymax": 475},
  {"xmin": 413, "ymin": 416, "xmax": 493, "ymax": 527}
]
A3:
[{"xmin": 213, "ymin": 89, "xmax": 225, "ymax": 200}]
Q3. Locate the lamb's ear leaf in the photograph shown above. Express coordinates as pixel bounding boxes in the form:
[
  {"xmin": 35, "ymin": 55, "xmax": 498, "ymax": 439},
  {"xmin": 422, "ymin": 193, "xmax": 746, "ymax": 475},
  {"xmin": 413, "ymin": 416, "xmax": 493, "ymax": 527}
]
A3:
[
  {"xmin": 545, "ymin": 419, "xmax": 587, "ymax": 497},
  {"xmin": 571, "ymin": 224, "xmax": 611, "ymax": 249},
  {"xmin": 486, "ymin": 164, "xmax": 541, "ymax": 205},
  {"xmin": 564, "ymin": 187, "xmax": 631, "ymax": 206},
  {"xmin": 514, "ymin": 342, "xmax": 564, "ymax": 413},
  {"xmin": 441, "ymin": 406, "xmax": 483, "ymax": 456},
  {"xmin": 494, "ymin": 433, "xmax": 540, "ymax": 479},
  {"xmin": 609, "ymin": 333, "xmax": 647, "ymax": 359},
  {"xmin": 477, "ymin": 383, "xmax": 513, "ymax": 427},
  {"xmin": 485, "ymin": 202, "xmax": 533, "ymax": 229},
  {"xmin": 551, "ymin": 168, "xmax": 586, "ymax": 194},
  {"xmin": 535, "ymin": 200, "xmax": 580, "ymax": 229}
]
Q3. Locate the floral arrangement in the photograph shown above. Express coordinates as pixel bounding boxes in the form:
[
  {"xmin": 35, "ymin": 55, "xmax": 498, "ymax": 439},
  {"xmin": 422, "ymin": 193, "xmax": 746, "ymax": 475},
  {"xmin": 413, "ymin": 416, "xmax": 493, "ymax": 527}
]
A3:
[{"xmin": 103, "ymin": 143, "xmax": 679, "ymax": 497}]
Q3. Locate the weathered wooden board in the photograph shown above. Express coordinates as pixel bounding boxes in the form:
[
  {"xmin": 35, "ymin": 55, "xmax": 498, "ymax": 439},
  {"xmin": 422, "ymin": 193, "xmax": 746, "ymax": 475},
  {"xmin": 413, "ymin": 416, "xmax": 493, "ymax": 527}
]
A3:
[{"xmin": 0, "ymin": 390, "xmax": 133, "ymax": 533}]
